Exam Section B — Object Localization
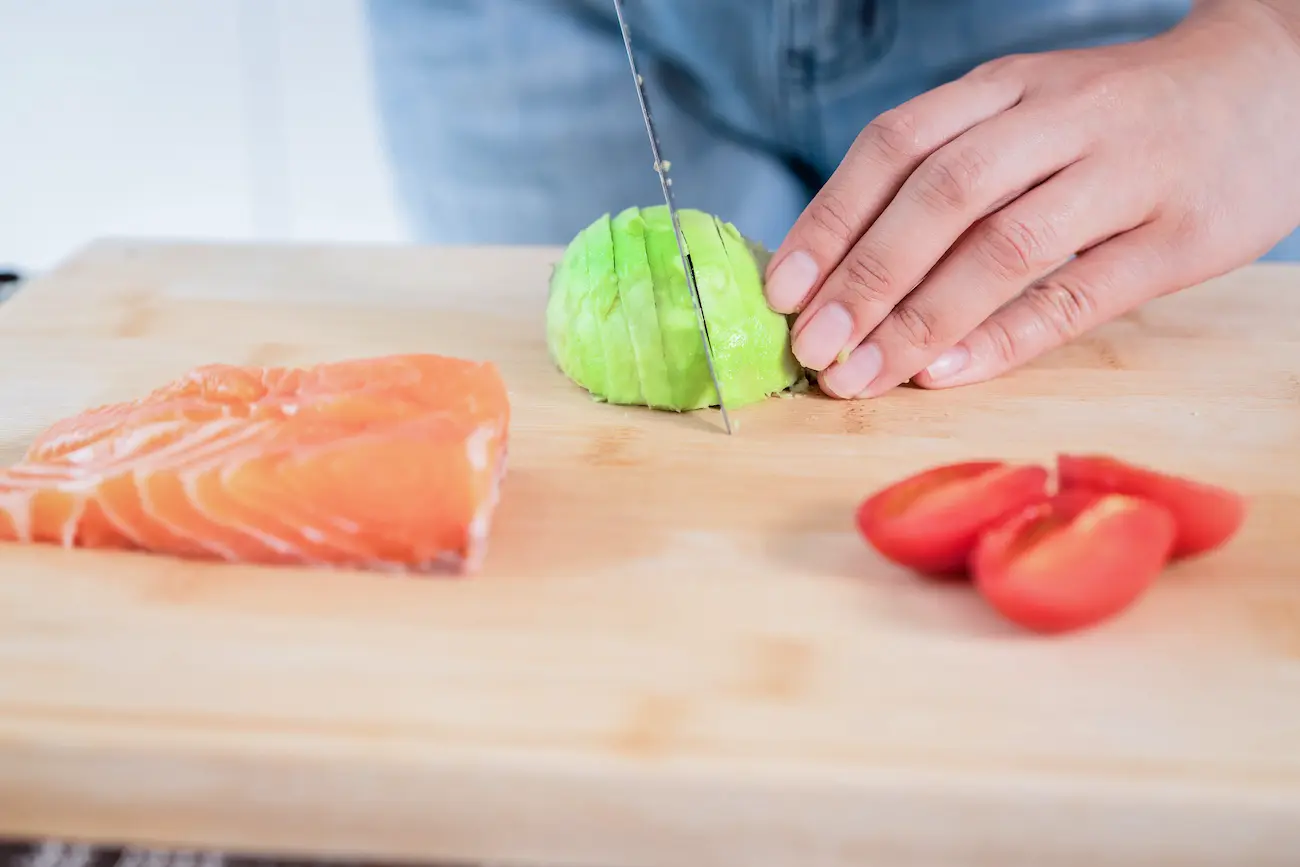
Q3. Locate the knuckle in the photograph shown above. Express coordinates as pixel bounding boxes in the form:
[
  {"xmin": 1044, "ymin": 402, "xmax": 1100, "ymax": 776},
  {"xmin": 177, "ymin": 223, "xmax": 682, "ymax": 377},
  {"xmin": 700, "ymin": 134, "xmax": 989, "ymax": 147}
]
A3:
[
  {"xmin": 967, "ymin": 52, "xmax": 1030, "ymax": 82},
  {"xmin": 839, "ymin": 247, "xmax": 897, "ymax": 308},
  {"xmin": 975, "ymin": 211, "xmax": 1053, "ymax": 280},
  {"xmin": 1075, "ymin": 71, "xmax": 1130, "ymax": 113},
  {"xmin": 891, "ymin": 302, "xmax": 942, "ymax": 350},
  {"xmin": 1021, "ymin": 276, "xmax": 1095, "ymax": 340},
  {"xmin": 805, "ymin": 186, "xmax": 859, "ymax": 243},
  {"xmin": 914, "ymin": 145, "xmax": 989, "ymax": 212},
  {"xmin": 859, "ymin": 109, "xmax": 924, "ymax": 164},
  {"xmin": 983, "ymin": 317, "xmax": 1022, "ymax": 366},
  {"xmin": 1167, "ymin": 202, "xmax": 1211, "ymax": 249}
]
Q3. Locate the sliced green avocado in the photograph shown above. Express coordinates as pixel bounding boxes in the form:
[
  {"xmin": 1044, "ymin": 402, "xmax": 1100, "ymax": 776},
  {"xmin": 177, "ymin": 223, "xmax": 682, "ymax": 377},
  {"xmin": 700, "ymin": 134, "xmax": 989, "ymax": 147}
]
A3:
[
  {"xmin": 545, "ymin": 232, "xmax": 579, "ymax": 377},
  {"xmin": 672, "ymin": 207, "xmax": 736, "ymax": 407},
  {"xmin": 642, "ymin": 205, "xmax": 713, "ymax": 409},
  {"xmin": 587, "ymin": 213, "xmax": 643, "ymax": 406},
  {"xmin": 562, "ymin": 222, "xmax": 608, "ymax": 399},
  {"xmin": 547, "ymin": 205, "xmax": 802, "ymax": 412},
  {"xmin": 713, "ymin": 214, "xmax": 802, "ymax": 403},
  {"xmin": 612, "ymin": 206, "xmax": 673, "ymax": 408}
]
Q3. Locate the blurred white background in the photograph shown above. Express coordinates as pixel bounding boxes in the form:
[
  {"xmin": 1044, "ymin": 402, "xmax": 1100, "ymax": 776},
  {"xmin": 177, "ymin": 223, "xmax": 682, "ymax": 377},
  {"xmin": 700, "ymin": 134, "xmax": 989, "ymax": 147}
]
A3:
[{"xmin": 0, "ymin": 0, "xmax": 409, "ymax": 274}]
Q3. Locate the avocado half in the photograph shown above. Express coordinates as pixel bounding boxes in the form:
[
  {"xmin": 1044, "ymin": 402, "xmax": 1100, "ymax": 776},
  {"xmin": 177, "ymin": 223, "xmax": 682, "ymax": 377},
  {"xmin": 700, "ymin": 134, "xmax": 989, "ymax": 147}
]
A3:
[{"xmin": 546, "ymin": 205, "xmax": 803, "ymax": 411}]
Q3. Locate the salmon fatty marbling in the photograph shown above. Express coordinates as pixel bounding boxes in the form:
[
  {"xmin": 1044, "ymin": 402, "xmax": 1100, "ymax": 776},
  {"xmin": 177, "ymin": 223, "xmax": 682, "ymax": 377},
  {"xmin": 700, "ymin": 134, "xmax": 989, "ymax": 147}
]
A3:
[{"xmin": 0, "ymin": 353, "xmax": 511, "ymax": 574}]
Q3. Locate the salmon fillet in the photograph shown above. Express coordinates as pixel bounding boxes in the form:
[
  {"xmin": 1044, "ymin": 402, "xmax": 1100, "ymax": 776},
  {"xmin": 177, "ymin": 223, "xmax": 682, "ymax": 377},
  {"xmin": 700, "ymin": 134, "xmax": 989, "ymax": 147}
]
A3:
[{"xmin": 0, "ymin": 353, "xmax": 511, "ymax": 574}]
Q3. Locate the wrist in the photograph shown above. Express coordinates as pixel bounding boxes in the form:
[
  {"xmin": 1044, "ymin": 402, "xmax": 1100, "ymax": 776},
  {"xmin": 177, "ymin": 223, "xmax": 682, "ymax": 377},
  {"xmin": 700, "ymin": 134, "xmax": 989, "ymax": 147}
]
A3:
[
  {"xmin": 1184, "ymin": 0, "xmax": 1300, "ymax": 59},
  {"xmin": 1255, "ymin": 1, "xmax": 1300, "ymax": 47}
]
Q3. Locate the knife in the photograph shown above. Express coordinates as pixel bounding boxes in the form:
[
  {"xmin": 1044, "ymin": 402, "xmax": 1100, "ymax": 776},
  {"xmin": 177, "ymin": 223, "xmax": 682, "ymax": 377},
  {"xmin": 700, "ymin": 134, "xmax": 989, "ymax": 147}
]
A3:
[{"xmin": 611, "ymin": 0, "xmax": 734, "ymax": 435}]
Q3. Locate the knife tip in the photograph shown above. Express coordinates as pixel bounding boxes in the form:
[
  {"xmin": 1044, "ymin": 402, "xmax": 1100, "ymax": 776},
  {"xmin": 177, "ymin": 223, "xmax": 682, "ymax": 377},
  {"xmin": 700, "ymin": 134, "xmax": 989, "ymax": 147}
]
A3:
[{"xmin": 719, "ymin": 404, "xmax": 735, "ymax": 435}]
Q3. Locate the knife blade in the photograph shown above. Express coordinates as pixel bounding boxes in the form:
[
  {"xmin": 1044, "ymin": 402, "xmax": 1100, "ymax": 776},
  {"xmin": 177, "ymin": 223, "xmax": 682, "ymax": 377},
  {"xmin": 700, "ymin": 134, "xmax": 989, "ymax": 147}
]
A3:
[{"xmin": 611, "ymin": 0, "xmax": 733, "ymax": 435}]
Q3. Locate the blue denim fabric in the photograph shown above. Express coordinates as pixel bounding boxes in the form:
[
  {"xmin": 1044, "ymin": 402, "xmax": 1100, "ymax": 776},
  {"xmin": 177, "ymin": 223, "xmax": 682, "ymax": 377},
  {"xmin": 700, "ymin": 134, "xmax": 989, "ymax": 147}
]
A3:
[{"xmin": 364, "ymin": 0, "xmax": 1300, "ymax": 261}]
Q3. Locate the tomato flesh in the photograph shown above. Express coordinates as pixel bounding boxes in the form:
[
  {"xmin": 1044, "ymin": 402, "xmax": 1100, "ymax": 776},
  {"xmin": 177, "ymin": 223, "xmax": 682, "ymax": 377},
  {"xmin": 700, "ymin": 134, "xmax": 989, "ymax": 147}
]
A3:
[
  {"xmin": 1056, "ymin": 454, "xmax": 1246, "ymax": 559},
  {"xmin": 970, "ymin": 491, "xmax": 1177, "ymax": 634},
  {"xmin": 856, "ymin": 460, "xmax": 1050, "ymax": 575}
]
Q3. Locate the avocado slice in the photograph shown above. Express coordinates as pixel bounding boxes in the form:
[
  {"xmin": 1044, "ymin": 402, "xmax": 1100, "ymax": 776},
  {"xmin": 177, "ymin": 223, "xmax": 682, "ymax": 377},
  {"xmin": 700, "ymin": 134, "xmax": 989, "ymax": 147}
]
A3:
[
  {"xmin": 612, "ymin": 206, "xmax": 673, "ymax": 408},
  {"xmin": 713, "ymin": 215, "xmax": 802, "ymax": 403},
  {"xmin": 557, "ymin": 222, "xmax": 607, "ymax": 398},
  {"xmin": 585, "ymin": 213, "xmax": 643, "ymax": 406},
  {"xmin": 642, "ymin": 205, "xmax": 714, "ymax": 410}
]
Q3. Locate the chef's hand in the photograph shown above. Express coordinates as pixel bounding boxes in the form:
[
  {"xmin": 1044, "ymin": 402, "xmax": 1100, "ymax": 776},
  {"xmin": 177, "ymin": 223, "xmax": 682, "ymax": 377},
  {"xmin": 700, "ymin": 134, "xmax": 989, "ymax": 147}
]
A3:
[{"xmin": 764, "ymin": 0, "xmax": 1300, "ymax": 399}]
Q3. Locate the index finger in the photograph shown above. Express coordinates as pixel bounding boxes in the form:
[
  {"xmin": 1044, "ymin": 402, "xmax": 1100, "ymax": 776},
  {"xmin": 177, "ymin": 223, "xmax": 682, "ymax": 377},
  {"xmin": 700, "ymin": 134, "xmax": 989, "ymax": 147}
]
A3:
[{"xmin": 763, "ymin": 63, "xmax": 1027, "ymax": 316}]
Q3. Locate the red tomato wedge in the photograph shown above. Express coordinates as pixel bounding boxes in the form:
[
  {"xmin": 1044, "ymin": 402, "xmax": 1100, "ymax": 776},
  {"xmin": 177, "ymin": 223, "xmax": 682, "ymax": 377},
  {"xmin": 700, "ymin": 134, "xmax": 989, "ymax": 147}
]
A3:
[
  {"xmin": 970, "ymin": 491, "xmax": 1177, "ymax": 634},
  {"xmin": 1056, "ymin": 453, "xmax": 1246, "ymax": 559},
  {"xmin": 855, "ymin": 460, "xmax": 1050, "ymax": 575}
]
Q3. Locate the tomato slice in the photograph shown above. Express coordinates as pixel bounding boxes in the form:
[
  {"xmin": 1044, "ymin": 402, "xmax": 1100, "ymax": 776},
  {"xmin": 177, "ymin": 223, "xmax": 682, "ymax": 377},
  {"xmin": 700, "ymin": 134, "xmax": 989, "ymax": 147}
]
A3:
[
  {"xmin": 1056, "ymin": 453, "xmax": 1247, "ymax": 559},
  {"xmin": 970, "ymin": 491, "xmax": 1177, "ymax": 634},
  {"xmin": 855, "ymin": 460, "xmax": 1050, "ymax": 576}
]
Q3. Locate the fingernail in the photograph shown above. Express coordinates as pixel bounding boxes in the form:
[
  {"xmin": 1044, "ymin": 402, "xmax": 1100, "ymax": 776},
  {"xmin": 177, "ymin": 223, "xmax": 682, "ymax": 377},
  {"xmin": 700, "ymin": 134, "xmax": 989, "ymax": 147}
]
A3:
[
  {"xmin": 924, "ymin": 345, "xmax": 970, "ymax": 382},
  {"xmin": 791, "ymin": 302, "xmax": 854, "ymax": 370},
  {"xmin": 765, "ymin": 251, "xmax": 819, "ymax": 314},
  {"xmin": 822, "ymin": 342, "xmax": 883, "ymax": 398}
]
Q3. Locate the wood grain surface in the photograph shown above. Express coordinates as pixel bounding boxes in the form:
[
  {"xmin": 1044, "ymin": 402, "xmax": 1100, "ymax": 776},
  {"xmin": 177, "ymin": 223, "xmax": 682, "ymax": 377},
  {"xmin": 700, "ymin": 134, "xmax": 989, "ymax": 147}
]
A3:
[{"xmin": 1, "ymin": 240, "xmax": 1299, "ymax": 867}]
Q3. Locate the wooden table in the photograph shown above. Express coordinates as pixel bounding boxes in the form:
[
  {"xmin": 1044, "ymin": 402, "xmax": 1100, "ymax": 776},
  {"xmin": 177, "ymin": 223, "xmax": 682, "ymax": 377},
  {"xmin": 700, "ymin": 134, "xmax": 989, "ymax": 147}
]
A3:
[{"xmin": 2, "ymin": 241, "xmax": 1299, "ymax": 867}]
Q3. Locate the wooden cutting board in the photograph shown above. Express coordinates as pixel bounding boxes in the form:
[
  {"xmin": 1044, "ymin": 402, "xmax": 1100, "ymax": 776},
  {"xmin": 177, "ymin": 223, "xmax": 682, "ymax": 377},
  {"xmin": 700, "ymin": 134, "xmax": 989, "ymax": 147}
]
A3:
[{"xmin": 2, "ymin": 240, "xmax": 1300, "ymax": 867}]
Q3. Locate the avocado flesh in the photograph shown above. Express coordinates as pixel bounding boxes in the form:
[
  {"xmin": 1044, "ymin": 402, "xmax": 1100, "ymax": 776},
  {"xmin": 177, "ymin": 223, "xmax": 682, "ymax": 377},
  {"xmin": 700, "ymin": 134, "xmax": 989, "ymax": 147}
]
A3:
[
  {"xmin": 712, "ymin": 214, "xmax": 803, "ymax": 405},
  {"xmin": 545, "ymin": 231, "xmax": 580, "ymax": 380},
  {"xmin": 642, "ymin": 205, "xmax": 713, "ymax": 410},
  {"xmin": 547, "ymin": 205, "xmax": 802, "ymax": 412},
  {"xmin": 587, "ymin": 213, "xmax": 642, "ymax": 406},
  {"xmin": 612, "ymin": 206, "xmax": 673, "ymax": 408},
  {"xmin": 548, "ymin": 222, "xmax": 609, "ymax": 399}
]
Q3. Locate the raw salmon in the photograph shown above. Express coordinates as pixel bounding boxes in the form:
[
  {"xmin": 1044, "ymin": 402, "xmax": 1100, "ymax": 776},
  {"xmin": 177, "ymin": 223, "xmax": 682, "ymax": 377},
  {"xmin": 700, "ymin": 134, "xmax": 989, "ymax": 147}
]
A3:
[{"xmin": 0, "ymin": 353, "xmax": 511, "ymax": 574}]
